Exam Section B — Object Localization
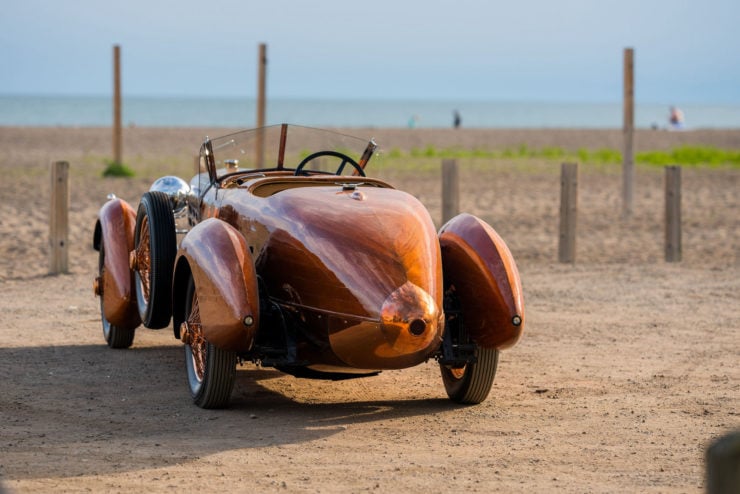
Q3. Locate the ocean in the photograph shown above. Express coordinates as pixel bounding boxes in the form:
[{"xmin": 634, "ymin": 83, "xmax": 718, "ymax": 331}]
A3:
[{"xmin": 1, "ymin": 95, "xmax": 739, "ymax": 129}]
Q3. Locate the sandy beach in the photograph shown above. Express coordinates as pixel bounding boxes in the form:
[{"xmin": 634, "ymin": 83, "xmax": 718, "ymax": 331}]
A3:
[{"xmin": 0, "ymin": 126, "xmax": 738, "ymax": 492}]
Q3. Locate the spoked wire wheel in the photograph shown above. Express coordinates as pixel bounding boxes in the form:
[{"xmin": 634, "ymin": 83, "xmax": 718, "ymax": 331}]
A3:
[
  {"xmin": 133, "ymin": 191, "xmax": 176, "ymax": 329},
  {"xmin": 183, "ymin": 277, "xmax": 237, "ymax": 409},
  {"xmin": 137, "ymin": 215, "xmax": 152, "ymax": 299},
  {"xmin": 98, "ymin": 243, "xmax": 136, "ymax": 349}
]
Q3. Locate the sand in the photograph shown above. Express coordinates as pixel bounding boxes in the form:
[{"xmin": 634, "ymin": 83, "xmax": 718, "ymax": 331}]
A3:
[{"xmin": 0, "ymin": 126, "xmax": 738, "ymax": 493}]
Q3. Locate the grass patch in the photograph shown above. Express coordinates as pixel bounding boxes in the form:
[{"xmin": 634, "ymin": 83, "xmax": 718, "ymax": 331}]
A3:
[
  {"xmin": 636, "ymin": 146, "xmax": 740, "ymax": 167},
  {"xmin": 102, "ymin": 160, "xmax": 135, "ymax": 178},
  {"xmin": 382, "ymin": 145, "xmax": 740, "ymax": 169}
]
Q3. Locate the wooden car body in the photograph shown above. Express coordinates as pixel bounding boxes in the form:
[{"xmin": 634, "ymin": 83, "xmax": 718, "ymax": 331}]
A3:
[{"xmin": 93, "ymin": 124, "xmax": 524, "ymax": 407}]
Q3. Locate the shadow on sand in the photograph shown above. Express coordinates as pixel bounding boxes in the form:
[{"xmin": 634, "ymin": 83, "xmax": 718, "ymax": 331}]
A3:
[{"xmin": 1, "ymin": 342, "xmax": 458, "ymax": 480}]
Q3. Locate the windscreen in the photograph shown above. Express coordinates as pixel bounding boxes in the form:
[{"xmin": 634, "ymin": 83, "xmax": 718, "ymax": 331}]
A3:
[{"xmin": 206, "ymin": 124, "xmax": 380, "ymax": 177}]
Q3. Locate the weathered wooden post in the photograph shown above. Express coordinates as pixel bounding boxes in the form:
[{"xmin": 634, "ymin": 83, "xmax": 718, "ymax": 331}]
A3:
[
  {"xmin": 113, "ymin": 44, "xmax": 122, "ymax": 165},
  {"xmin": 706, "ymin": 431, "xmax": 740, "ymax": 494},
  {"xmin": 623, "ymin": 47, "xmax": 635, "ymax": 218},
  {"xmin": 558, "ymin": 162, "xmax": 578, "ymax": 263},
  {"xmin": 49, "ymin": 161, "xmax": 70, "ymax": 274},
  {"xmin": 665, "ymin": 165, "xmax": 682, "ymax": 262},
  {"xmin": 255, "ymin": 43, "xmax": 267, "ymax": 167},
  {"xmin": 441, "ymin": 159, "xmax": 459, "ymax": 225}
]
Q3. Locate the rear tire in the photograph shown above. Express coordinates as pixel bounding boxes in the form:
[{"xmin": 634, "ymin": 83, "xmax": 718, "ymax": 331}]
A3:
[
  {"xmin": 183, "ymin": 276, "xmax": 237, "ymax": 409},
  {"xmin": 134, "ymin": 191, "xmax": 176, "ymax": 329},
  {"xmin": 98, "ymin": 243, "xmax": 136, "ymax": 349},
  {"xmin": 440, "ymin": 346, "xmax": 499, "ymax": 404}
]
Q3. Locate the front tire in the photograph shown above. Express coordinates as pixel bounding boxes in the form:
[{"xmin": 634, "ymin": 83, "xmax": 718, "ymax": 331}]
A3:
[
  {"xmin": 133, "ymin": 191, "xmax": 176, "ymax": 329},
  {"xmin": 183, "ymin": 276, "xmax": 237, "ymax": 409},
  {"xmin": 440, "ymin": 346, "xmax": 499, "ymax": 404},
  {"xmin": 98, "ymin": 243, "xmax": 136, "ymax": 349}
]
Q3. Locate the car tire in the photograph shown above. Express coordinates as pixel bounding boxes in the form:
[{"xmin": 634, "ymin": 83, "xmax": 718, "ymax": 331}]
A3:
[
  {"xmin": 183, "ymin": 276, "xmax": 237, "ymax": 409},
  {"xmin": 134, "ymin": 191, "xmax": 176, "ymax": 329},
  {"xmin": 98, "ymin": 243, "xmax": 136, "ymax": 349},
  {"xmin": 440, "ymin": 345, "xmax": 499, "ymax": 404}
]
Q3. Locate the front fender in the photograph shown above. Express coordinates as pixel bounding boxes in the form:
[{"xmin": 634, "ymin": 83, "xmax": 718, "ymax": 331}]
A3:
[
  {"xmin": 94, "ymin": 198, "xmax": 141, "ymax": 329},
  {"xmin": 439, "ymin": 213, "xmax": 524, "ymax": 350},
  {"xmin": 173, "ymin": 218, "xmax": 259, "ymax": 352}
]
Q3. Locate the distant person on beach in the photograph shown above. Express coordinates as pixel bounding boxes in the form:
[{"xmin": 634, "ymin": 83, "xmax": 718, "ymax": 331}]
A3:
[
  {"xmin": 669, "ymin": 106, "xmax": 685, "ymax": 130},
  {"xmin": 453, "ymin": 110, "xmax": 461, "ymax": 129},
  {"xmin": 408, "ymin": 115, "xmax": 419, "ymax": 128}
]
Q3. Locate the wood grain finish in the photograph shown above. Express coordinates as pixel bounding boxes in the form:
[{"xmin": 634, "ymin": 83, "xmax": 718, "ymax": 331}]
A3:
[
  {"xmin": 439, "ymin": 213, "xmax": 524, "ymax": 350},
  {"xmin": 175, "ymin": 218, "xmax": 260, "ymax": 352},
  {"xmin": 199, "ymin": 175, "xmax": 444, "ymax": 369},
  {"xmin": 96, "ymin": 198, "xmax": 140, "ymax": 329}
]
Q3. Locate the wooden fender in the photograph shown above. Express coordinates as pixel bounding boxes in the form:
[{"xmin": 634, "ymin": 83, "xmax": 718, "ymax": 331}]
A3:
[
  {"xmin": 93, "ymin": 198, "xmax": 141, "ymax": 329},
  {"xmin": 173, "ymin": 218, "xmax": 259, "ymax": 352},
  {"xmin": 438, "ymin": 213, "xmax": 524, "ymax": 350}
]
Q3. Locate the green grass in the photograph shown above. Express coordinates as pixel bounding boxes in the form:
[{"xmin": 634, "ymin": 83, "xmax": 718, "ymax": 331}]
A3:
[
  {"xmin": 382, "ymin": 144, "xmax": 740, "ymax": 169},
  {"xmin": 636, "ymin": 146, "xmax": 740, "ymax": 167},
  {"xmin": 102, "ymin": 160, "xmax": 135, "ymax": 178}
]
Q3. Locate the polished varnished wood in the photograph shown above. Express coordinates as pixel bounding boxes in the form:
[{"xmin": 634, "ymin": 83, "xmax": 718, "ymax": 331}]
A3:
[
  {"xmin": 92, "ymin": 126, "xmax": 527, "ymax": 409},
  {"xmin": 94, "ymin": 125, "xmax": 526, "ymax": 382},
  {"xmin": 439, "ymin": 213, "xmax": 525, "ymax": 350},
  {"xmin": 174, "ymin": 218, "xmax": 260, "ymax": 352},
  {"xmin": 194, "ymin": 173, "xmax": 445, "ymax": 370},
  {"xmin": 95, "ymin": 198, "xmax": 140, "ymax": 329}
]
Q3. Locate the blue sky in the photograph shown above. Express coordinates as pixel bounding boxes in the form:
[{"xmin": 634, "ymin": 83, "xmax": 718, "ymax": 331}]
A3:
[{"xmin": 1, "ymin": 0, "xmax": 739, "ymax": 104}]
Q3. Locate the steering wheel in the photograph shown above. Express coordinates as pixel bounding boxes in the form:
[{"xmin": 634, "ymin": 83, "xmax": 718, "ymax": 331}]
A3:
[{"xmin": 294, "ymin": 151, "xmax": 366, "ymax": 177}]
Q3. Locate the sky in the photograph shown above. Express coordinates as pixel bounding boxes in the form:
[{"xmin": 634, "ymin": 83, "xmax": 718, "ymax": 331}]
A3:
[{"xmin": 1, "ymin": 0, "xmax": 739, "ymax": 104}]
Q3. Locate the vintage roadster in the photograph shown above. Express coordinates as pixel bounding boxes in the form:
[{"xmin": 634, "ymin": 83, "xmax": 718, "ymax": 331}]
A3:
[{"xmin": 93, "ymin": 124, "xmax": 524, "ymax": 409}]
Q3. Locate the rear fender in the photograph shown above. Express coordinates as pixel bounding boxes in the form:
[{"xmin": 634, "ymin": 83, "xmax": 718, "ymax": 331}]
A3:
[
  {"xmin": 94, "ymin": 198, "xmax": 141, "ymax": 328},
  {"xmin": 439, "ymin": 213, "xmax": 524, "ymax": 350},
  {"xmin": 173, "ymin": 218, "xmax": 259, "ymax": 352}
]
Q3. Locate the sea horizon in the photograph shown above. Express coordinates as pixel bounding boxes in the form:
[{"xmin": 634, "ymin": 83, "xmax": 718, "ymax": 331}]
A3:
[{"xmin": 2, "ymin": 94, "xmax": 739, "ymax": 130}]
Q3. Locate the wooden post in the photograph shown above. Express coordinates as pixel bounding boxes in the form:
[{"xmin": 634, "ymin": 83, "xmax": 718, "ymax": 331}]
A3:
[
  {"xmin": 558, "ymin": 162, "xmax": 578, "ymax": 263},
  {"xmin": 622, "ymin": 47, "xmax": 634, "ymax": 218},
  {"xmin": 49, "ymin": 161, "xmax": 69, "ymax": 274},
  {"xmin": 706, "ymin": 431, "xmax": 740, "ymax": 494},
  {"xmin": 255, "ymin": 43, "xmax": 267, "ymax": 167},
  {"xmin": 441, "ymin": 159, "xmax": 459, "ymax": 225},
  {"xmin": 665, "ymin": 166, "xmax": 682, "ymax": 262},
  {"xmin": 112, "ymin": 45, "xmax": 122, "ymax": 165}
]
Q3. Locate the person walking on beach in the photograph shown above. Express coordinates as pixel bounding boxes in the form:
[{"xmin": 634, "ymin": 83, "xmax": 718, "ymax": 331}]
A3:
[
  {"xmin": 453, "ymin": 110, "xmax": 461, "ymax": 129},
  {"xmin": 669, "ymin": 106, "xmax": 685, "ymax": 130}
]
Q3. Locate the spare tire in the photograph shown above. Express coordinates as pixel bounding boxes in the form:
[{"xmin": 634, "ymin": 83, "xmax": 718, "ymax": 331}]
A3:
[{"xmin": 133, "ymin": 191, "xmax": 176, "ymax": 329}]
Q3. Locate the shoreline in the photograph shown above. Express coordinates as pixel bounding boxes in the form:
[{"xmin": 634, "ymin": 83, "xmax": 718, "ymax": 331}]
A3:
[{"xmin": 3, "ymin": 95, "xmax": 740, "ymax": 129}]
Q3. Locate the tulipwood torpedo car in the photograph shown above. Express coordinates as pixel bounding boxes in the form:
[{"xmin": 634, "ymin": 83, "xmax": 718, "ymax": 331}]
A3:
[{"xmin": 92, "ymin": 124, "xmax": 525, "ymax": 409}]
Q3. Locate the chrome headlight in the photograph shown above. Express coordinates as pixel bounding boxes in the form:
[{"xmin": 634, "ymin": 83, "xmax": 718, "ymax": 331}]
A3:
[{"xmin": 149, "ymin": 176, "xmax": 191, "ymax": 214}]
